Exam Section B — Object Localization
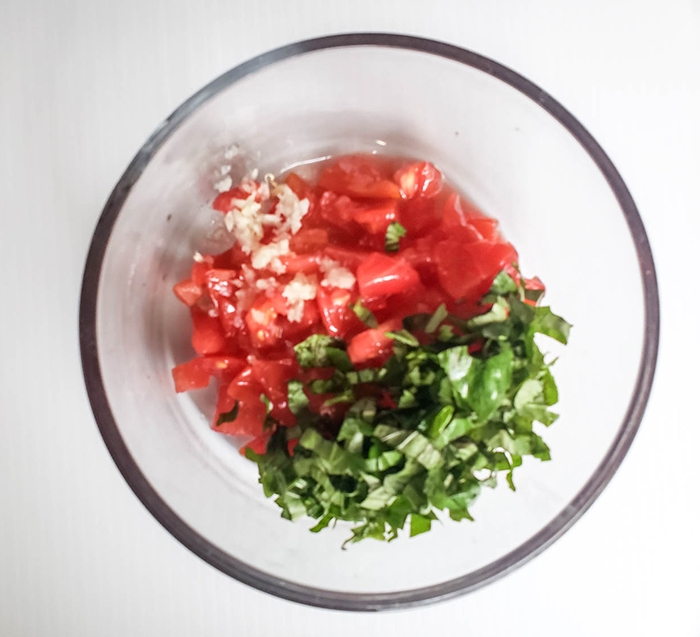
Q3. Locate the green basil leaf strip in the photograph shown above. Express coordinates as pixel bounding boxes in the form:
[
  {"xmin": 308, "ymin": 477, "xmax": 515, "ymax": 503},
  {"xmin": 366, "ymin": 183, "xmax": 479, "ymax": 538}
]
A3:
[
  {"xmin": 385, "ymin": 221, "xmax": 407, "ymax": 252},
  {"xmin": 490, "ymin": 269, "xmax": 518, "ymax": 294},
  {"xmin": 425, "ymin": 304, "xmax": 449, "ymax": 334},
  {"xmin": 287, "ymin": 380, "xmax": 309, "ymax": 415},
  {"xmin": 351, "ymin": 299, "xmax": 379, "ymax": 328},
  {"xmin": 466, "ymin": 297, "xmax": 509, "ymax": 329},
  {"xmin": 428, "ymin": 405, "xmax": 455, "ymax": 440},
  {"xmin": 386, "ymin": 329, "xmax": 420, "ymax": 347},
  {"xmin": 215, "ymin": 401, "xmax": 239, "ymax": 427},
  {"xmin": 373, "ymin": 424, "xmax": 443, "ymax": 470},
  {"xmin": 294, "ymin": 334, "xmax": 351, "ymax": 368},
  {"xmin": 467, "ymin": 345, "xmax": 514, "ymax": 420},
  {"xmin": 410, "ymin": 513, "xmax": 432, "ymax": 537},
  {"xmin": 259, "ymin": 393, "xmax": 272, "ymax": 414},
  {"xmin": 531, "ymin": 307, "xmax": 572, "ymax": 344}
]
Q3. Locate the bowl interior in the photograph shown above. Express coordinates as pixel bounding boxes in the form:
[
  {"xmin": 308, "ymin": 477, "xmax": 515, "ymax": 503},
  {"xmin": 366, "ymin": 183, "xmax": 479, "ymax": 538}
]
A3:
[{"xmin": 91, "ymin": 43, "xmax": 649, "ymax": 601}]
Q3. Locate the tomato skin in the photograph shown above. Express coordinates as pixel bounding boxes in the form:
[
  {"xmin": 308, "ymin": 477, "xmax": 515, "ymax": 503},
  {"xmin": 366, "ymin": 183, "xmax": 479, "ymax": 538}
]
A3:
[
  {"xmin": 172, "ymin": 356, "xmax": 246, "ymax": 393},
  {"xmin": 347, "ymin": 318, "xmax": 402, "ymax": 366},
  {"xmin": 435, "ymin": 240, "xmax": 518, "ymax": 302},
  {"xmin": 319, "ymin": 156, "xmax": 402, "ymax": 199},
  {"xmin": 317, "ymin": 286, "xmax": 365, "ymax": 338},
  {"xmin": 352, "ymin": 201, "xmax": 398, "ymax": 235},
  {"xmin": 395, "ymin": 162, "xmax": 442, "ymax": 199},
  {"xmin": 191, "ymin": 308, "xmax": 226, "ymax": 355},
  {"xmin": 356, "ymin": 253, "xmax": 420, "ymax": 300},
  {"xmin": 173, "ymin": 279, "xmax": 202, "ymax": 307}
]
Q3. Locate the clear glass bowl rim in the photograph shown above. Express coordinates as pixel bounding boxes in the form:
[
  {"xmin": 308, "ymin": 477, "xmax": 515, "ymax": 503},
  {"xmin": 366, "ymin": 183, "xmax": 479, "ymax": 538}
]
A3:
[{"xmin": 79, "ymin": 33, "xmax": 660, "ymax": 611}]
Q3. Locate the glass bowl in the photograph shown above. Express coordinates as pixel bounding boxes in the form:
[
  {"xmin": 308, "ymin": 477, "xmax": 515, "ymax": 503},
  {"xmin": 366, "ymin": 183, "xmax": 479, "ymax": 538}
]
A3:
[{"xmin": 79, "ymin": 34, "xmax": 659, "ymax": 610}]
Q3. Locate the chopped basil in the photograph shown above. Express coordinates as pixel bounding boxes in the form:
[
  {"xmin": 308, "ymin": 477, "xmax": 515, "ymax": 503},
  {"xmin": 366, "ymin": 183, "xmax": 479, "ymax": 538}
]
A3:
[
  {"xmin": 385, "ymin": 222, "xmax": 407, "ymax": 252},
  {"xmin": 215, "ymin": 402, "xmax": 239, "ymax": 427},
  {"xmin": 294, "ymin": 334, "xmax": 350, "ymax": 369},
  {"xmin": 246, "ymin": 268, "xmax": 570, "ymax": 545},
  {"xmin": 425, "ymin": 304, "xmax": 449, "ymax": 334},
  {"xmin": 260, "ymin": 393, "xmax": 272, "ymax": 414},
  {"xmin": 351, "ymin": 299, "xmax": 378, "ymax": 328},
  {"xmin": 287, "ymin": 380, "xmax": 309, "ymax": 415}
]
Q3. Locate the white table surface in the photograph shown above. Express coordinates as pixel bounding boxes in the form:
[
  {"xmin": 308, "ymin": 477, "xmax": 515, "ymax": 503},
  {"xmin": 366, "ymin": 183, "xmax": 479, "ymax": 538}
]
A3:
[{"xmin": 1, "ymin": 0, "xmax": 698, "ymax": 634}]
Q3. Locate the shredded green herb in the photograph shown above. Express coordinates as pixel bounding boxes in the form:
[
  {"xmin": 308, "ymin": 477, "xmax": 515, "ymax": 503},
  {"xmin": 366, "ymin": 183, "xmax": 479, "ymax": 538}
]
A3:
[
  {"xmin": 385, "ymin": 222, "xmax": 407, "ymax": 252},
  {"xmin": 246, "ymin": 270, "xmax": 571, "ymax": 545}
]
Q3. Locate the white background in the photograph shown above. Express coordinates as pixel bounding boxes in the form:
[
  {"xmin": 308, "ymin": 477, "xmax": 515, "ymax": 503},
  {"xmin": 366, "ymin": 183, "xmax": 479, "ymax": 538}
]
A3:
[{"xmin": 1, "ymin": 0, "xmax": 698, "ymax": 635}]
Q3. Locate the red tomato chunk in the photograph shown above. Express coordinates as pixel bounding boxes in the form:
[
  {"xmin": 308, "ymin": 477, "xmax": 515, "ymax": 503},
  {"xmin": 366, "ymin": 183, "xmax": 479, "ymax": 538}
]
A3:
[{"xmin": 172, "ymin": 153, "xmax": 519, "ymax": 452}]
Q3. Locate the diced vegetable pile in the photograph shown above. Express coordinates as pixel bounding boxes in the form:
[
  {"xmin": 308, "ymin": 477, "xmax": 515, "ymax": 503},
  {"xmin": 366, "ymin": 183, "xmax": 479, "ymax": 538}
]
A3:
[{"xmin": 171, "ymin": 154, "xmax": 571, "ymax": 544}]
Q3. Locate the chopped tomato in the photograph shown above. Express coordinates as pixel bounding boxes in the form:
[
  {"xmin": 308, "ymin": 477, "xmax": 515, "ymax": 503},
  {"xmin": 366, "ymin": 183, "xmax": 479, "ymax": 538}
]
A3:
[
  {"xmin": 205, "ymin": 269, "xmax": 239, "ymax": 299},
  {"xmin": 278, "ymin": 301, "xmax": 321, "ymax": 342},
  {"xmin": 347, "ymin": 319, "xmax": 402, "ymax": 366},
  {"xmin": 378, "ymin": 391, "xmax": 397, "ymax": 409},
  {"xmin": 245, "ymin": 296, "xmax": 281, "ymax": 348},
  {"xmin": 319, "ymin": 156, "xmax": 402, "ymax": 200},
  {"xmin": 221, "ymin": 367, "xmax": 267, "ymax": 436},
  {"xmin": 191, "ymin": 308, "xmax": 226, "ymax": 355},
  {"xmin": 523, "ymin": 276, "xmax": 545, "ymax": 306},
  {"xmin": 212, "ymin": 381, "xmax": 239, "ymax": 433},
  {"xmin": 175, "ymin": 153, "xmax": 533, "ymax": 459},
  {"xmin": 249, "ymin": 357, "xmax": 299, "ymax": 426},
  {"xmin": 317, "ymin": 286, "xmax": 365, "ymax": 338},
  {"xmin": 287, "ymin": 438, "xmax": 299, "ymax": 456},
  {"xmin": 173, "ymin": 279, "xmax": 202, "ymax": 307},
  {"xmin": 435, "ymin": 239, "xmax": 518, "ymax": 302},
  {"xmin": 401, "ymin": 236, "xmax": 440, "ymax": 286},
  {"xmin": 205, "ymin": 269, "xmax": 242, "ymax": 335},
  {"xmin": 285, "ymin": 172, "xmax": 313, "ymax": 199},
  {"xmin": 277, "ymin": 254, "xmax": 319, "ymax": 275},
  {"xmin": 383, "ymin": 284, "xmax": 447, "ymax": 321},
  {"xmin": 172, "ymin": 355, "xmax": 246, "ymax": 393},
  {"xmin": 191, "ymin": 256, "xmax": 214, "ymax": 287},
  {"xmin": 468, "ymin": 339, "xmax": 484, "ymax": 354},
  {"xmin": 212, "ymin": 187, "xmax": 250, "ymax": 213},
  {"xmin": 322, "ymin": 245, "xmax": 372, "ymax": 271},
  {"xmin": 443, "ymin": 193, "xmax": 501, "ymax": 241},
  {"xmin": 398, "ymin": 196, "xmax": 443, "ymax": 237},
  {"xmin": 352, "ymin": 201, "xmax": 398, "ymax": 235},
  {"xmin": 356, "ymin": 253, "xmax": 420, "ymax": 300},
  {"xmin": 395, "ymin": 162, "xmax": 442, "ymax": 199},
  {"xmin": 172, "ymin": 358, "xmax": 209, "ymax": 392},
  {"xmin": 240, "ymin": 428, "xmax": 276, "ymax": 456},
  {"xmin": 289, "ymin": 228, "xmax": 328, "ymax": 254}
]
